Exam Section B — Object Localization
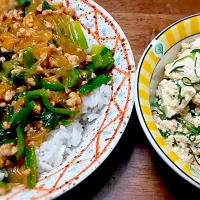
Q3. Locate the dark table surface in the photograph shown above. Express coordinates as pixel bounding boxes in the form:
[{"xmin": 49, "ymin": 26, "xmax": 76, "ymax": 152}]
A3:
[{"xmin": 59, "ymin": 0, "xmax": 200, "ymax": 199}]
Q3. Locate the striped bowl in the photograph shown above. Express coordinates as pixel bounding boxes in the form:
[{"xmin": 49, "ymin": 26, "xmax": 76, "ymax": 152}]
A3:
[{"xmin": 135, "ymin": 14, "xmax": 200, "ymax": 188}]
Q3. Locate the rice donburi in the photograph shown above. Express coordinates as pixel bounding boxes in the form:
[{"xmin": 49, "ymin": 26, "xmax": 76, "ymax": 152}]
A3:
[{"xmin": 0, "ymin": 0, "xmax": 114, "ymax": 194}]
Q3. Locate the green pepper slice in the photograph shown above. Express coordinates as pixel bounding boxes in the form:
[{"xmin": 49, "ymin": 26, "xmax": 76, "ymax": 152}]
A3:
[
  {"xmin": 9, "ymin": 101, "xmax": 35, "ymax": 125},
  {"xmin": 25, "ymin": 89, "xmax": 79, "ymax": 115},
  {"xmin": 23, "ymin": 47, "xmax": 36, "ymax": 68},
  {"xmin": 65, "ymin": 68, "xmax": 80, "ymax": 88},
  {"xmin": 25, "ymin": 147, "xmax": 37, "ymax": 188},
  {"xmin": 41, "ymin": 79, "xmax": 65, "ymax": 91},
  {"xmin": 16, "ymin": 121, "xmax": 25, "ymax": 160},
  {"xmin": 78, "ymin": 74, "xmax": 111, "ymax": 95}
]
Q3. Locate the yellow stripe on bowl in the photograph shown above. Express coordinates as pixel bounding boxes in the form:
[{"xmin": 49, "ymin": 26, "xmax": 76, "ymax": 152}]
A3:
[
  {"xmin": 145, "ymin": 121, "xmax": 159, "ymax": 131},
  {"xmin": 190, "ymin": 16, "xmax": 200, "ymax": 35},
  {"xmin": 170, "ymin": 25, "xmax": 181, "ymax": 42},
  {"xmin": 141, "ymin": 105, "xmax": 152, "ymax": 115},
  {"xmin": 155, "ymin": 137, "xmax": 167, "ymax": 147},
  {"xmin": 142, "ymin": 60, "xmax": 154, "ymax": 75},
  {"xmin": 167, "ymin": 151, "xmax": 180, "ymax": 163},
  {"xmin": 165, "ymin": 29, "xmax": 176, "ymax": 47},
  {"xmin": 183, "ymin": 165, "xmax": 192, "ymax": 177},
  {"xmin": 142, "ymin": 114, "xmax": 155, "ymax": 122},
  {"xmin": 139, "ymin": 89, "xmax": 149, "ymax": 101},
  {"xmin": 148, "ymin": 49, "xmax": 160, "ymax": 64},
  {"xmin": 139, "ymin": 74, "xmax": 150, "ymax": 87},
  {"xmin": 177, "ymin": 21, "xmax": 187, "ymax": 40},
  {"xmin": 184, "ymin": 19, "xmax": 192, "ymax": 35}
]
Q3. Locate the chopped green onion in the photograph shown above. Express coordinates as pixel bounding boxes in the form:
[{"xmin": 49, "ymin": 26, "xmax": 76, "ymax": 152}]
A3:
[
  {"xmin": 174, "ymin": 81, "xmax": 185, "ymax": 105},
  {"xmin": 182, "ymin": 77, "xmax": 192, "ymax": 86},
  {"xmin": 169, "ymin": 65, "xmax": 184, "ymax": 74},
  {"xmin": 174, "ymin": 131, "xmax": 187, "ymax": 136},
  {"xmin": 160, "ymin": 131, "xmax": 170, "ymax": 138},
  {"xmin": 69, "ymin": 21, "xmax": 88, "ymax": 50},
  {"xmin": 151, "ymin": 101, "xmax": 167, "ymax": 120},
  {"xmin": 177, "ymin": 117, "xmax": 200, "ymax": 135},
  {"xmin": 172, "ymin": 55, "xmax": 193, "ymax": 67}
]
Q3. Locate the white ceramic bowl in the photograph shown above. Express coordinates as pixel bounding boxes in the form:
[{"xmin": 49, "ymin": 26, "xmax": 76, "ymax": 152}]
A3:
[{"xmin": 135, "ymin": 14, "xmax": 200, "ymax": 189}]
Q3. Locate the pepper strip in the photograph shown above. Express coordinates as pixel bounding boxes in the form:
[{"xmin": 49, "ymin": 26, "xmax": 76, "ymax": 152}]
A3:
[
  {"xmin": 9, "ymin": 101, "xmax": 35, "ymax": 125},
  {"xmin": 25, "ymin": 147, "xmax": 37, "ymax": 188},
  {"xmin": 24, "ymin": 89, "xmax": 79, "ymax": 115},
  {"xmin": 40, "ymin": 79, "xmax": 65, "ymax": 91},
  {"xmin": 16, "ymin": 121, "xmax": 25, "ymax": 160}
]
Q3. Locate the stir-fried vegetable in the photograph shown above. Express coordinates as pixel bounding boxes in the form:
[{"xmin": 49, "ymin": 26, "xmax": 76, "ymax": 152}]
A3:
[
  {"xmin": 9, "ymin": 101, "xmax": 35, "ymax": 125},
  {"xmin": 25, "ymin": 89, "xmax": 79, "ymax": 115},
  {"xmin": 23, "ymin": 47, "xmax": 36, "ymax": 69},
  {"xmin": 25, "ymin": 148, "xmax": 37, "ymax": 188},
  {"xmin": 78, "ymin": 75, "xmax": 111, "ymax": 95},
  {"xmin": 40, "ymin": 79, "xmax": 65, "ymax": 91},
  {"xmin": 150, "ymin": 101, "xmax": 167, "ymax": 120},
  {"xmin": 17, "ymin": 0, "xmax": 30, "ymax": 6},
  {"xmin": 42, "ymin": 0, "xmax": 52, "ymax": 11},
  {"xmin": 69, "ymin": 21, "xmax": 88, "ymax": 50}
]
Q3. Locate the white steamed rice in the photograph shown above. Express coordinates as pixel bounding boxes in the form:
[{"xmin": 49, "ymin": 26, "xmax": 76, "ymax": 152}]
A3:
[{"xmin": 36, "ymin": 84, "xmax": 111, "ymax": 175}]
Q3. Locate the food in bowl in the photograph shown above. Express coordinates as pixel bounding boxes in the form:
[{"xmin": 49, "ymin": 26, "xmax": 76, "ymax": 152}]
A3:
[
  {"xmin": 0, "ymin": 0, "xmax": 114, "ymax": 194},
  {"xmin": 152, "ymin": 37, "xmax": 200, "ymax": 175}
]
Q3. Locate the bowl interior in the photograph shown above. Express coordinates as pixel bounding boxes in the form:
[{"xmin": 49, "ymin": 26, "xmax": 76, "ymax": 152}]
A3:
[
  {"xmin": 136, "ymin": 14, "xmax": 200, "ymax": 189},
  {"xmin": 150, "ymin": 33, "xmax": 200, "ymax": 101}
]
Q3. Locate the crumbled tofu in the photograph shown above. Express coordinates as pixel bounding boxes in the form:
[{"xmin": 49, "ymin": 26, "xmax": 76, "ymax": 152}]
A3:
[
  {"xmin": 165, "ymin": 54, "xmax": 198, "ymax": 82},
  {"xmin": 192, "ymin": 93, "xmax": 200, "ymax": 105},
  {"xmin": 153, "ymin": 112, "xmax": 177, "ymax": 134},
  {"xmin": 42, "ymin": 9, "xmax": 53, "ymax": 16},
  {"xmin": 192, "ymin": 37, "xmax": 200, "ymax": 49},
  {"xmin": 181, "ymin": 42, "xmax": 191, "ymax": 50},
  {"xmin": 44, "ymin": 21, "xmax": 52, "ymax": 29},
  {"xmin": 172, "ymin": 146, "xmax": 193, "ymax": 164},
  {"xmin": 184, "ymin": 112, "xmax": 200, "ymax": 128},
  {"xmin": 156, "ymin": 79, "xmax": 196, "ymax": 118}
]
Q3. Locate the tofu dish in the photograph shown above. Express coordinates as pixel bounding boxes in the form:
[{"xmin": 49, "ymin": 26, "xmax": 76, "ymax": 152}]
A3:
[
  {"xmin": 152, "ymin": 38, "xmax": 200, "ymax": 174},
  {"xmin": 0, "ymin": 0, "xmax": 114, "ymax": 194}
]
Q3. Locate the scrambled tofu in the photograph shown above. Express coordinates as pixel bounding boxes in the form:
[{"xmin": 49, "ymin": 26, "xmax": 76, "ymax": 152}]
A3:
[{"xmin": 156, "ymin": 79, "xmax": 196, "ymax": 118}]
